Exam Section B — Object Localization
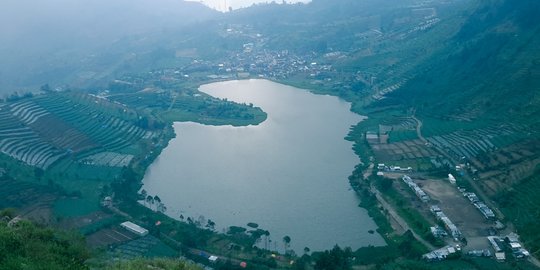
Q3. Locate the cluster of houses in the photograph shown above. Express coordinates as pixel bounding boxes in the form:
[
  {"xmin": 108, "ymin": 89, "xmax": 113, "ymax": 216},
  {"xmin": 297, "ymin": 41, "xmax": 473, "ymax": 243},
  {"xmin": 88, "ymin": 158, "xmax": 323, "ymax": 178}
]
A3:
[
  {"xmin": 457, "ymin": 187, "xmax": 496, "ymax": 220},
  {"xmin": 380, "ymin": 163, "xmax": 413, "ymax": 173},
  {"xmin": 402, "ymin": 175, "xmax": 430, "ymax": 202},
  {"xmin": 429, "ymin": 205, "xmax": 462, "ymax": 240},
  {"xmin": 488, "ymin": 233, "xmax": 530, "ymax": 261},
  {"xmin": 422, "ymin": 245, "xmax": 460, "ymax": 261},
  {"xmin": 467, "ymin": 249, "xmax": 492, "ymax": 257},
  {"xmin": 506, "ymin": 233, "xmax": 531, "ymax": 259}
]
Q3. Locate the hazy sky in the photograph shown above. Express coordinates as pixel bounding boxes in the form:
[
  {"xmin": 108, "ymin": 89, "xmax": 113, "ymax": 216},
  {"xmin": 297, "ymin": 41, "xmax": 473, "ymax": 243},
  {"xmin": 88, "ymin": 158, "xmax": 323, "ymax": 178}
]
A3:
[{"xmin": 189, "ymin": 0, "xmax": 311, "ymax": 12}]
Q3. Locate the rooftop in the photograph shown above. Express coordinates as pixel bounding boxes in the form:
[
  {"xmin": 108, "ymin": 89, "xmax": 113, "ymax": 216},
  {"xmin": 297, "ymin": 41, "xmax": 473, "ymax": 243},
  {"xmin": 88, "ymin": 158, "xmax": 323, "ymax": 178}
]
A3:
[{"xmin": 120, "ymin": 221, "xmax": 148, "ymax": 235}]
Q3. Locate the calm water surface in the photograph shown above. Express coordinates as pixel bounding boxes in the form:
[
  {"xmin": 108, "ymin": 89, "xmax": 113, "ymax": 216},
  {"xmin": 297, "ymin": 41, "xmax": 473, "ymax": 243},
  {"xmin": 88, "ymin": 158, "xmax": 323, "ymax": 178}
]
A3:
[{"xmin": 142, "ymin": 79, "xmax": 385, "ymax": 253}]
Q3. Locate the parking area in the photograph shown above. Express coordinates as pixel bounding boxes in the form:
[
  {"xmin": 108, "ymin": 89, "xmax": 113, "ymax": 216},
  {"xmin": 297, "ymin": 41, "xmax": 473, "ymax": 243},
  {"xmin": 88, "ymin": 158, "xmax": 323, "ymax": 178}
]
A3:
[{"xmin": 420, "ymin": 179, "xmax": 495, "ymax": 251}]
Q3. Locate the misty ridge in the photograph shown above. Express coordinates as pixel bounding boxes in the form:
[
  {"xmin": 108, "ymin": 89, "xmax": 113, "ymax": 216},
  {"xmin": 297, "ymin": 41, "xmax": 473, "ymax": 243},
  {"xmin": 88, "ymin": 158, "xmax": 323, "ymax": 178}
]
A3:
[
  {"xmin": 0, "ymin": 0, "xmax": 407, "ymax": 95},
  {"xmin": 0, "ymin": 0, "xmax": 219, "ymax": 93}
]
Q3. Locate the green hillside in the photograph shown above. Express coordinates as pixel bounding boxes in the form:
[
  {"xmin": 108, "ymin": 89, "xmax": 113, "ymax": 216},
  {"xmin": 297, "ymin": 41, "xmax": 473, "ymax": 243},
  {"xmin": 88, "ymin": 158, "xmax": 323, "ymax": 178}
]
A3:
[
  {"xmin": 388, "ymin": 0, "xmax": 540, "ymax": 125},
  {"xmin": 369, "ymin": 0, "xmax": 540, "ymax": 260},
  {"xmin": 0, "ymin": 213, "xmax": 89, "ymax": 270},
  {"xmin": 1, "ymin": 0, "xmax": 540, "ymax": 268}
]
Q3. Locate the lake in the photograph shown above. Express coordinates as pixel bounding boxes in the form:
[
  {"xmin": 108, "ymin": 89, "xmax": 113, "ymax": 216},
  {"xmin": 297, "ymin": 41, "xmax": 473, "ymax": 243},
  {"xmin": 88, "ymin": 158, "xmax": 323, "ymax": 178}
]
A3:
[{"xmin": 142, "ymin": 79, "xmax": 385, "ymax": 253}]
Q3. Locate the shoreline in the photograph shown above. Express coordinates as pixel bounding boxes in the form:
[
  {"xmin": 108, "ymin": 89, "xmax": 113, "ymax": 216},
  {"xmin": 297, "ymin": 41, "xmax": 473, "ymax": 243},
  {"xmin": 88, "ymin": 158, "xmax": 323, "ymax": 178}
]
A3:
[{"xmin": 136, "ymin": 78, "xmax": 384, "ymax": 255}]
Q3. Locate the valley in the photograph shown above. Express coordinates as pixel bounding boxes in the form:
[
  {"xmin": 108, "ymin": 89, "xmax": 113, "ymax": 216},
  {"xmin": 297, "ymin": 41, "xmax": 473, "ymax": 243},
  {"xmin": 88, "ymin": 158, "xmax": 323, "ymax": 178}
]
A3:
[{"xmin": 0, "ymin": 0, "xmax": 539, "ymax": 269}]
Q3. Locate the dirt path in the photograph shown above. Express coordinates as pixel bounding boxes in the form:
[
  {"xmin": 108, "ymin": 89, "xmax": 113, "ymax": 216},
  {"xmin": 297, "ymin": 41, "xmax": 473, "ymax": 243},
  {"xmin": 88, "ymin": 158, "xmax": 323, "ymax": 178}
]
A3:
[
  {"xmin": 410, "ymin": 114, "xmax": 540, "ymax": 266},
  {"xmin": 363, "ymin": 157, "xmax": 434, "ymax": 250},
  {"xmin": 167, "ymin": 93, "xmax": 178, "ymax": 111},
  {"xmin": 413, "ymin": 114, "xmax": 505, "ymax": 219},
  {"xmin": 371, "ymin": 186, "xmax": 435, "ymax": 250},
  {"xmin": 412, "ymin": 115, "xmax": 427, "ymax": 144}
]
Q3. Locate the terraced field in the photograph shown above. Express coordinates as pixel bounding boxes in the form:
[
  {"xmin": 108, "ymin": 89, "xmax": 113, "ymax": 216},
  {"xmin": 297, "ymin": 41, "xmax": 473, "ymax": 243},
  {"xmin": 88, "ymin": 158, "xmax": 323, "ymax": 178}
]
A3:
[
  {"xmin": 426, "ymin": 125, "xmax": 527, "ymax": 159},
  {"xmin": 0, "ymin": 92, "xmax": 158, "ymax": 170},
  {"xmin": 86, "ymin": 227, "xmax": 137, "ymax": 248},
  {"xmin": 0, "ymin": 105, "xmax": 65, "ymax": 169},
  {"xmin": 111, "ymin": 235, "xmax": 177, "ymax": 259},
  {"xmin": 32, "ymin": 93, "xmax": 156, "ymax": 154},
  {"xmin": 0, "ymin": 176, "xmax": 59, "ymax": 223}
]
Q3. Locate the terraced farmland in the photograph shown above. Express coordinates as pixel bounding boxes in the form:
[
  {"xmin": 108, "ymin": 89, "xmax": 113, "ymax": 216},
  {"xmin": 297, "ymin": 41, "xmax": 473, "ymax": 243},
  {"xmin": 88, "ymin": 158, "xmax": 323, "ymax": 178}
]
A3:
[
  {"xmin": 425, "ymin": 124, "xmax": 528, "ymax": 160},
  {"xmin": 0, "ymin": 91, "xmax": 158, "ymax": 170},
  {"xmin": 0, "ymin": 176, "xmax": 60, "ymax": 224},
  {"xmin": 111, "ymin": 235, "xmax": 177, "ymax": 259},
  {"xmin": 0, "ymin": 177, "xmax": 57, "ymax": 209},
  {"xmin": 0, "ymin": 105, "xmax": 65, "ymax": 169},
  {"xmin": 32, "ymin": 93, "xmax": 156, "ymax": 154},
  {"xmin": 80, "ymin": 152, "xmax": 134, "ymax": 167},
  {"xmin": 86, "ymin": 227, "xmax": 137, "ymax": 248}
]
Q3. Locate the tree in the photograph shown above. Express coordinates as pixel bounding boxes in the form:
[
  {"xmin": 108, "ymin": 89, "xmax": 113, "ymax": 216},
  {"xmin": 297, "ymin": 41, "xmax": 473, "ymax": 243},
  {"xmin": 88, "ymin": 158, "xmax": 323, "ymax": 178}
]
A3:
[
  {"xmin": 378, "ymin": 177, "xmax": 393, "ymax": 191},
  {"xmin": 283, "ymin": 235, "xmax": 291, "ymax": 251},
  {"xmin": 40, "ymin": 84, "xmax": 52, "ymax": 92},
  {"xmin": 157, "ymin": 202, "xmax": 167, "ymax": 213},
  {"xmin": 314, "ymin": 245, "xmax": 353, "ymax": 270},
  {"xmin": 264, "ymin": 230, "xmax": 270, "ymax": 250},
  {"xmin": 141, "ymin": 189, "xmax": 148, "ymax": 205},
  {"xmin": 146, "ymin": 195, "xmax": 154, "ymax": 209},
  {"xmin": 206, "ymin": 219, "xmax": 216, "ymax": 230},
  {"xmin": 153, "ymin": 195, "xmax": 161, "ymax": 211},
  {"xmin": 0, "ymin": 208, "xmax": 16, "ymax": 219},
  {"xmin": 0, "ymin": 219, "xmax": 89, "ymax": 269},
  {"xmin": 304, "ymin": 247, "xmax": 310, "ymax": 254}
]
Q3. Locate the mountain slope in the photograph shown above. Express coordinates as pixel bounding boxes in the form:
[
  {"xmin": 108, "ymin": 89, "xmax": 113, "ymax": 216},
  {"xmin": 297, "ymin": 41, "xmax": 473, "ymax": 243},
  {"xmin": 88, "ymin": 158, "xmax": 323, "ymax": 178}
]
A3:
[
  {"xmin": 389, "ymin": 0, "xmax": 540, "ymax": 126},
  {"xmin": 0, "ymin": 0, "xmax": 219, "ymax": 93}
]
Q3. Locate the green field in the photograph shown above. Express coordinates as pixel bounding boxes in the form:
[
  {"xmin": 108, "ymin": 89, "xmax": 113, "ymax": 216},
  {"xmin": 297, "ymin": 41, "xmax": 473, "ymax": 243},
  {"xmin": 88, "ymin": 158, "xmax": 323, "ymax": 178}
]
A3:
[
  {"xmin": 420, "ymin": 117, "xmax": 487, "ymax": 138},
  {"xmin": 388, "ymin": 130, "xmax": 418, "ymax": 143},
  {"xmin": 499, "ymin": 171, "xmax": 540, "ymax": 258}
]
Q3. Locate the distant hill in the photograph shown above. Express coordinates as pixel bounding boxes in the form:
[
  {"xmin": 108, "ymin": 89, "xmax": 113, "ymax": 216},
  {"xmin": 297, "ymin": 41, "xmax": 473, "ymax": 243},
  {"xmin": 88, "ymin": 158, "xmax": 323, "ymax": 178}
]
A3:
[{"xmin": 0, "ymin": 0, "xmax": 218, "ymax": 94}]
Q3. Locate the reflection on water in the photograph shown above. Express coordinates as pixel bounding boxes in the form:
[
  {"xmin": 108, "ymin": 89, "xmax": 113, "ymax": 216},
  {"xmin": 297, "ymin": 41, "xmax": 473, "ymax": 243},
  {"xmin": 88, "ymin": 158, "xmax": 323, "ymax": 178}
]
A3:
[{"xmin": 142, "ymin": 79, "xmax": 385, "ymax": 253}]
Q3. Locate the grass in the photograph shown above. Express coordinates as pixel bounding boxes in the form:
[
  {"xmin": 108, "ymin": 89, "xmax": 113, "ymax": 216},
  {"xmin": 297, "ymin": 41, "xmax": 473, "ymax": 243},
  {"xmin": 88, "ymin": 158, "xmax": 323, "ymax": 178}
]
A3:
[
  {"xmin": 160, "ymin": 109, "xmax": 266, "ymax": 127},
  {"xmin": 420, "ymin": 117, "xmax": 488, "ymax": 138},
  {"xmin": 490, "ymin": 132, "xmax": 530, "ymax": 148},
  {"xmin": 374, "ymin": 176, "xmax": 435, "ymax": 244},
  {"xmin": 107, "ymin": 85, "xmax": 268, "ymax": 127},
  {"xmin": 388, "ymin": 130, "xmax": 418, "ymax": 143},
  {"xmin": 498, "ymin": 170, "xmax": 540, "ymax": 257},
  {"xmin": 0, "ymin": 91, "xmax": 159, "ymax": 221},
  {"xmin": 382, "ymin": 257, "xmax": 539, "ymax": 270},
  {"xmin": 101, "ymin": 257, "xmax": 202, "ymax": 270},
  {"xmin": 54, "ymin": 198, "xmax": 100, "ymax": 218},
  {"xmin": 79, "ymin": 216, "xmax": 120, "ymax": 235}
]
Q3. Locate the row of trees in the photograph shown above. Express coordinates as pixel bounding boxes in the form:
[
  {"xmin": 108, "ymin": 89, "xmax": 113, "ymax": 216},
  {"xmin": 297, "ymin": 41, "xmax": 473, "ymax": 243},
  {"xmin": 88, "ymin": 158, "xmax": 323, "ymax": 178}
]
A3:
[{"xmin": 140, "ymin": 189, "xmax": 167, "ymax": 213}]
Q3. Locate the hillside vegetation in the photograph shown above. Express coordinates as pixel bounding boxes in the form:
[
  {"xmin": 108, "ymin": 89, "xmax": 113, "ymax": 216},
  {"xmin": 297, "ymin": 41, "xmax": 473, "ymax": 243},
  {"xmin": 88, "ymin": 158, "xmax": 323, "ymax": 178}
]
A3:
[
  {"xmin": 1, "ymin": 0, "xmax": 540, "ymax": 268},
  {"xmin": 0, "ymin": 213, "xmax": 89, "ymax": 270},
  {"xmin": 368, "ymin": 0, "xmax": 540, "ymax": 259},
  {"xmin": 389, "ymin": 0, "xmax": 540, "ymax": 126}
]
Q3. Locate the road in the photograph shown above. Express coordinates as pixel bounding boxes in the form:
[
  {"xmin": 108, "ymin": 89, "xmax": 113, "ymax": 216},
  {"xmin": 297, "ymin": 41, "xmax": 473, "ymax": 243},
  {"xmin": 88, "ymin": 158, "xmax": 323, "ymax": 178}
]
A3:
[
  {"xmin": 362, "ymin": 159, "xmax": 435, "ymax": 250},
  {"xmin": 412, "ymin": 115, "xmax": 428, "ymax": 145},
  {"xmin": 370, "ymin": 186, "xmax": 435, "ymax": 250},
  {"xmin": 412, "ymin": 115, "xmax": 505, "ymax": 219},
  {"xmin": 412, "ymin": 114, "xmax": 540, "ymax": 267}
]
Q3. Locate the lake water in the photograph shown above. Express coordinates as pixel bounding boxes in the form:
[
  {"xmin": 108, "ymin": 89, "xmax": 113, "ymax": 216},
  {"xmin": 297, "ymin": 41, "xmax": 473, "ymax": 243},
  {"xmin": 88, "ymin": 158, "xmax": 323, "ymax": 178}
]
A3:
[{"xmin": 142, "ymin": 79, "xmax": 385, "ymax": 253}]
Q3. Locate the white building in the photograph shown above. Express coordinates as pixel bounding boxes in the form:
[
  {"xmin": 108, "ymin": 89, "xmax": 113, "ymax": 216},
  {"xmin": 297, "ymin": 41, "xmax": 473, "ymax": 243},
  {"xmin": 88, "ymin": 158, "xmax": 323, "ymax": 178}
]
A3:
[
  {"xmin": 120, "ymin": 221, "xmax": 149, "ymax": 236},
  {"xmin": 448, "ymin": 174, "xmax": 456, "ymax": 184}
]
